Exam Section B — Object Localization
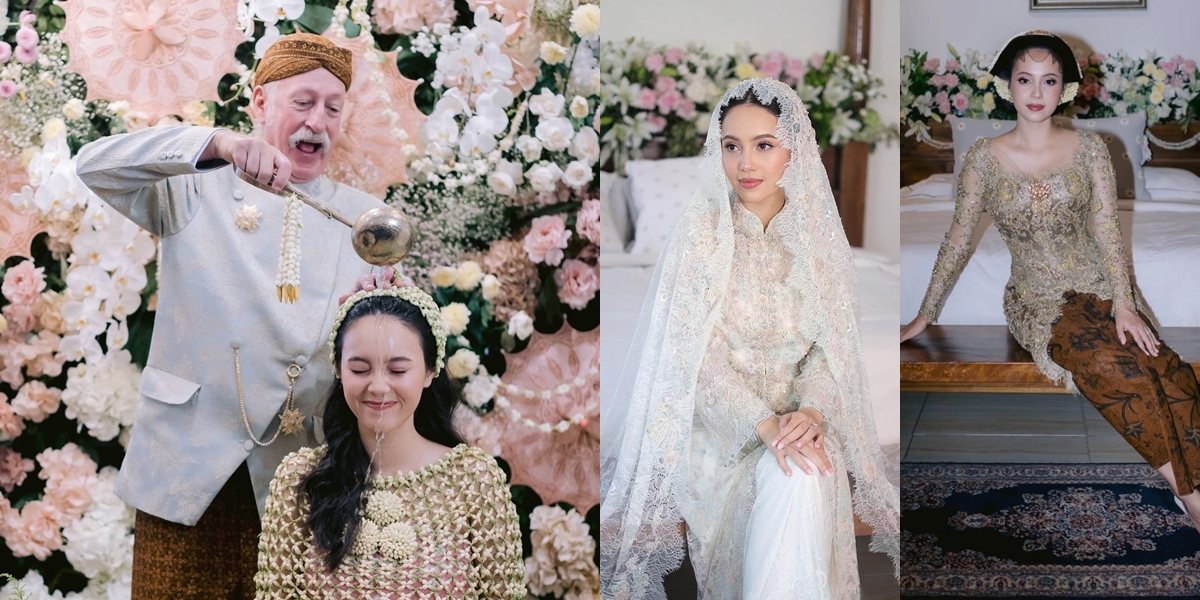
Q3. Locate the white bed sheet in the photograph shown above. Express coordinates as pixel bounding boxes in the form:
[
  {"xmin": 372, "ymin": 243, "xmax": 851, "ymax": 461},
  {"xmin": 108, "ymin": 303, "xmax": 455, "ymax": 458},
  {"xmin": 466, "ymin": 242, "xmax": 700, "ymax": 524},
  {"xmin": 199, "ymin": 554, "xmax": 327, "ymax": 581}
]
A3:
[
  {"xmin": 600, "ymin": 249, "xmax": 901, "ymax": 447},
  {"xmin": 900, "ymin": 193, "xmax": 1200, "ymax": 327}
]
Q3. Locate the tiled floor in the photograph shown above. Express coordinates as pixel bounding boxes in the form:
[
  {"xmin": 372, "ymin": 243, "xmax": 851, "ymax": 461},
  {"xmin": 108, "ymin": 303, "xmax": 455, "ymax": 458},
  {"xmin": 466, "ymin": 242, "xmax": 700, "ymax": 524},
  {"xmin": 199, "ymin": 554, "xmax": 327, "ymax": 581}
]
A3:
[{"xmin": 901, "ymin": 391, "xmax": 1144, "ymax": 463}]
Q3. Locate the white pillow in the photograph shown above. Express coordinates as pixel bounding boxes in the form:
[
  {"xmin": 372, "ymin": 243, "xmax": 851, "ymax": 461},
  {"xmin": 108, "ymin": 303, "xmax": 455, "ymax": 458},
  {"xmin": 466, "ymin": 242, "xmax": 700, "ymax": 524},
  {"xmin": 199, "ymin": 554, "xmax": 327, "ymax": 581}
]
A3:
[
  {"xmin": 599, "ymin": 172, "xmax": 632, "ymax": 253},
  {"xmin": 624, "ymin": 156, "xmax": 705, "ymax": 257},
  {"xmin": 902, "ymin": 173, "xmax": 955, "ymax": 199},
  {"xmin": 1144, "ymin": 167, "xmax": 1200, "ymax": 200}
]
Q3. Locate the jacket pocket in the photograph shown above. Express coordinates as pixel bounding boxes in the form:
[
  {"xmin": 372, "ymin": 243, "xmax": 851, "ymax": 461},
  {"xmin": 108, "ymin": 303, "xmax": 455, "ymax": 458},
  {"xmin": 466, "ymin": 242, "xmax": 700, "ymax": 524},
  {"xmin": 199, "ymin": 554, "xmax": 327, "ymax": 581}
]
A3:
[{"xmin": 138, "ymin": 366, "xmax": 201, "ymax": 405}]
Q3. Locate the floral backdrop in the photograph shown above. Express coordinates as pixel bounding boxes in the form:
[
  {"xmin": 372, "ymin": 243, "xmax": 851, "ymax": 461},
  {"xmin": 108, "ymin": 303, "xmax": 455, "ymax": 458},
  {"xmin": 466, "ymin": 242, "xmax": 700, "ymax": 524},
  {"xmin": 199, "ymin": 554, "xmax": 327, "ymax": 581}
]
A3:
[
  {"xmin": 901, "ymin": 44, "xmax": 1200, "ymax": 146},
  {"xmin": 0, "ymin": 0, "xmax": 600, "ymax": 598},
  {"xmin": 599, "ymin": 38, "xmax": 898, "ymax": 173}
]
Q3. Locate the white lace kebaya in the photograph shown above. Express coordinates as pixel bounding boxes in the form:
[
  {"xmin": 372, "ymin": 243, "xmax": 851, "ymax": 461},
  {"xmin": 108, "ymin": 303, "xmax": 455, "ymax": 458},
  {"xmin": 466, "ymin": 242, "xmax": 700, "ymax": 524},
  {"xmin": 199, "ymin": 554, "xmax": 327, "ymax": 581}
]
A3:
[{"xmin": 599, "ymin": 78, "xmax": 899, "ymax": 600}]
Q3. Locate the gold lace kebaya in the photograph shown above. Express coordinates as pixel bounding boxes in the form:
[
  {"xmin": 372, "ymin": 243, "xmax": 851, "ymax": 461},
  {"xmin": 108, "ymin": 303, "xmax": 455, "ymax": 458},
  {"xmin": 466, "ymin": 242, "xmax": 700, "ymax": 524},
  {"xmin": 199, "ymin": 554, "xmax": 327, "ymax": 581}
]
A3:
[
  {"xmin": 254, "ymin": 444, "xmax": 526, "ymax": 599},
  {"xmin": 918, "ymin": 130, "xmax": 1144, "ymax": 387}
]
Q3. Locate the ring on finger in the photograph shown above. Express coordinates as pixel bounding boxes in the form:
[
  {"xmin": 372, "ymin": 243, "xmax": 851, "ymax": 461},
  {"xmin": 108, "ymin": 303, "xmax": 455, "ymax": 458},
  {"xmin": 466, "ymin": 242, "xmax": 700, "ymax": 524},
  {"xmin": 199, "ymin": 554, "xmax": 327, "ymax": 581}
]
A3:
[
  {"xmin": 267, "ymin": 171, "xmax": 277, "ymax": 186},
  {"xmin": 808, "ymin": 422, "xmax": 819, "ymax": 429}
]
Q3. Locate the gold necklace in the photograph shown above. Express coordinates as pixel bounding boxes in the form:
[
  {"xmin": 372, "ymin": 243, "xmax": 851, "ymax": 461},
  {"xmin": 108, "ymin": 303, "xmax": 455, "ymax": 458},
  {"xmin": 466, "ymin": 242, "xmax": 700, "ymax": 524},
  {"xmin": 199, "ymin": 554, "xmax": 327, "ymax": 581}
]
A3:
[{"xmin": 233, "ymin": 347, "xmax": 306, "ymax": 447}]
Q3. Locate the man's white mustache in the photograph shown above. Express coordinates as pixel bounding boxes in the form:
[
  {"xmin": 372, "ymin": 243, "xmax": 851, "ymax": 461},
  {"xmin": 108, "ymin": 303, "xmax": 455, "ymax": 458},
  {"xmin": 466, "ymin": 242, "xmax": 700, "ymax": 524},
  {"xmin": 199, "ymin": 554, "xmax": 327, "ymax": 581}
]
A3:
[{"xmin": 288, "ymin": 127, "xmax": 331, "ymax": 154}]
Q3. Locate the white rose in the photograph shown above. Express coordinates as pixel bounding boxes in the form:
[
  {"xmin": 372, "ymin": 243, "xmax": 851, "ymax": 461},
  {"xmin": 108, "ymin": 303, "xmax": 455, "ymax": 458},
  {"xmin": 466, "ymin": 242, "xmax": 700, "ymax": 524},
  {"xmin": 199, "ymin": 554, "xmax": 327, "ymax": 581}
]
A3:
[
  {"xmin": 569, "ymin": 96, "xmax": 589, "ymax": 119},
  {"xmin": 570, "ymin": 4, "xmax": 600, "ymax": 37},
  {"xmin": 507, "ymin": 310, "xmax": 534, "ymax": 340},
  {"xmin": 454, "ymin": 261, "xmax": 484, "ymax": 291},
  {"xmin": 540, "ymin": 41, "xmax": 568, "ymax": 65},
  {"xmin": 529, "ymin": 88, "xmax": 565, "ymax": 119},
  {"xmin": 429, "ymin": 266, "xmax": 459, "ymax": 288},
  {"xmin": 463, "ymin": 372, "xmax": 498, "ymax": 408},
  {"xmin": 441, "ymin": 303, "xmax": 471, "ymax": 335},
  {"xmin": 480, "ymin": 274, "xmax": 501, "ymax": 301},
  {"xmin": 487, "ymin": 171, "xmax": 516, "ymax": 197},
  {"xmin": 525, "ymin": 162, "xmax": 564, "ymax": 193},
  {"xmin": 62, "ymin": 98, "xmax": 86, "ymax": 120},
  {"xmin": 107, "ymin": 100, "xmax": 130, "ymax": 117},
  {"xmin": 568, "ymin": 127, "xmax": 599, "ymax": 164},
  {"xmin": 446, "ymin": 348, "xmax": 481, "ymax": 379},
  {"xmin": 562, "ymin": 161, "xmax": 594, "ymax": 189},
  {"xmin": 516, "ymin": 135, "xmax": 543, "ymax": 162},
  {"xmin": 535, "ymin": 116, "xmax": 575, "ymax": 152},
  {"xmin": 684, "ymin": 77, "xmax": 719, "ymax": 104}
]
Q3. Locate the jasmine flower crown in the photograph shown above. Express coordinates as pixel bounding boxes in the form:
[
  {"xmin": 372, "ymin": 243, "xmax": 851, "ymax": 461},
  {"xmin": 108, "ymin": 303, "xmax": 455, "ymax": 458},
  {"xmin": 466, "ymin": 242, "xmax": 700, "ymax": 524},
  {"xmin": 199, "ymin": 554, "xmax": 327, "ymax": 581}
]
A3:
[{"xmin": 329, "ymin": 286, "xmax": 448, "ymax": 377}]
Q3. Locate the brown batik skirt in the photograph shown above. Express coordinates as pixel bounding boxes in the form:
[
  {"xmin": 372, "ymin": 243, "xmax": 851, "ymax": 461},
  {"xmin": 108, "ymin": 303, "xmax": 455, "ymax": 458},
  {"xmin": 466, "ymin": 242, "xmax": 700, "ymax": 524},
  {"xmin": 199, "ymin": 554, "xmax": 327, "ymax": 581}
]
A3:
[
  {"xmin": 131, "ymin": 462, "xmax": 261, "ymax": 600},
  {"xmin": 1048, "ymin": 291, "xmax": 1200, "ymax": 493}
]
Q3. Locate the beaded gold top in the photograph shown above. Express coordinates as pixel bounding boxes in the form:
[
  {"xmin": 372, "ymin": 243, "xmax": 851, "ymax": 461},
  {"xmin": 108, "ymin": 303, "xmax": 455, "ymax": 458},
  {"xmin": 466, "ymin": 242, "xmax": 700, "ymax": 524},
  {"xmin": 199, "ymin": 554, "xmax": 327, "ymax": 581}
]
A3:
[
  {"xmin": 254, "ymin": 444, "xmax": 526, "ymax": 599},
  {"xmin": 918, "ymin": 130, "xmax": 1143, "ymax": 386}
]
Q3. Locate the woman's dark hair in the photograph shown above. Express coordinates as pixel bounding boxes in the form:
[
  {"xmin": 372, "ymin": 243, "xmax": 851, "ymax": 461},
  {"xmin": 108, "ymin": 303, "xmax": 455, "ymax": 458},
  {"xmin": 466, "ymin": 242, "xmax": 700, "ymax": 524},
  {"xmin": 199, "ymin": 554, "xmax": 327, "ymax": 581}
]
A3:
[
  {"xmin": 718, "ymin": 90, "xmax": 783, "ymax": 126},
  {"xmin": 993, "ymin": 45, "xmax": 1069, "ymax": 82},
  {"xmin": 300, "ymin": 294, "xmax": 464, "ymax": 571}
]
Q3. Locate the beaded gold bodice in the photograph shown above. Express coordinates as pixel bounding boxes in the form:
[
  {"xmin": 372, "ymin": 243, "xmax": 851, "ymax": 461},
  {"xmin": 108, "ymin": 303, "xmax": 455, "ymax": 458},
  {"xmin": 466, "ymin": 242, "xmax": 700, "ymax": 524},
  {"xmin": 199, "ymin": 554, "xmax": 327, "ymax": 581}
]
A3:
[
  {"xmin": 918, "ymin": 130, "xmax": 1139, "ymax": 384},
  {"xmin": 254, "ymin": 444, "xmax": 525, "ymax": 599}
]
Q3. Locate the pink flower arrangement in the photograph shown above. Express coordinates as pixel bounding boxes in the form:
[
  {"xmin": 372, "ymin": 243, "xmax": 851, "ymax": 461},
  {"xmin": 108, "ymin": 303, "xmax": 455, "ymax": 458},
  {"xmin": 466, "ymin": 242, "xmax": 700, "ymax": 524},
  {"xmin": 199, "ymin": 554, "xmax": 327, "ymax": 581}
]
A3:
[
  {"xmin": 676, "ymin": 100, "xmax": 696, "ymax": 120},
  {"xmin": 664, "ymin": 47, "xmax": 685, "ymax": 65},
  {"xmin": 576, "ymin": 199, "xmax": 600, "ymax": 245},
  {"xmin": 372, "ymin": 0, "xmax": 457, "ymax": 35},
  {"xmin": 0, "ymin": 81, "xmax": 15, "ymax": 98},
  {"xmin": 0, "ymin": 446, "xmax": 33, "ymax": 492},
  {"xmin": 946, "ymin": 59, "xmax": 961, "ymax": 72},
  {"xmin": 0, "ymin": 42, "xmax": 10, "ymax": 64},
  {"xmin": 633, "ymin": 87, "xmax": 657, "ymax": 110},
  {"xmin": 1, "ymin": 499, "xmax": 63, "ymax": 560},
  {"xmin": 785, "ymin": 58, "xmax": 806, "ymax": 81},
  {"xmin": 644, "ymin": 53, "xmax": 665, "ymax": 73},
  {"xmin": 656, "ymin": 89, "xmax": 681, "ymax": 113},
  {"xmin": 934, "ymin": 90, "xmax": 951, "ymax": 115},
  {"xmin": 923, "ymin": 57, "xmax": 939, "ymax": 73},
  {"xmin": 952, "ymin": 93, "xmax": 969, "ymax": 112},
  {"xmin": 554, "ymin": 259, "xmax": 599, "ymax": 310},
  {"xmin": 943, "ymin": 73, "xmax": 960, "ymax": 88},
  {"xmin": 811, "ymin": 53, "xmax": 826, "ymax": 69},
  {"xmin": 12, "ymin": 380, "xmax": 62, "ymax": 423},
  {"xmin": 523, "ymin": 215, "xmax": 572, "ymax": 266},
  {"xmin": 37, "ymin": 444, "xmax": 98, "ymax": 520},
  {"xmin": 14, "ymin": 11, "xmax": 38, "ymax": 65},
  {"xmin": 653, "ymin": 76, "xmax": 676, "ymax": 94},
  {"xmin": 645, "ymin": 113, "xmax": 667, "ymax": 132},
  {"xmin": 1090, "ymin": 52, "xmax": 1106, "ymax": 66},
  {"xmin": 0, "ymin": 394, "xmax": 25, "ymax": 441},
  {"xmin": 1, "ymin": 261, "xmax": 45, "ymax": 305}
]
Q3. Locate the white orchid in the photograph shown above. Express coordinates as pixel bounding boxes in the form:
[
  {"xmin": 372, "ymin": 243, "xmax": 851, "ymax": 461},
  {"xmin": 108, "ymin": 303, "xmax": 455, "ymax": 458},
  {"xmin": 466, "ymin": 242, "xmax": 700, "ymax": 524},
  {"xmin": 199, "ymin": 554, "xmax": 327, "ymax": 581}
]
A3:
[
  {"xmin": 472, "ymin": 7, "xmax": 507, "ymax": 48},
  {"xmin": 255, "ymin": 25, "xmax": 281, "ymax": 59},
  {"xmin": 66, "ymin": 266, "xmax": 118, "ymax": 304},
  {"xmin": 251, "ymin": 0, "xmax": 304, "ymax": 24},
  {"xmin": 472, "ymin": 44, "xmax": 514, "ymax": 86}
]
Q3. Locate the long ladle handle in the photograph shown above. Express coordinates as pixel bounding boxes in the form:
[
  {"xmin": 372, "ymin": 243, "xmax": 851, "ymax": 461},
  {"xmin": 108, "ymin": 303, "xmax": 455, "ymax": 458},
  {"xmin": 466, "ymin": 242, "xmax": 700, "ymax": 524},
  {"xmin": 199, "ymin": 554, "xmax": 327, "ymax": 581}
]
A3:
[{"xmin": 234, "ymin": 168, "xmax": 354, "ymax": 228}]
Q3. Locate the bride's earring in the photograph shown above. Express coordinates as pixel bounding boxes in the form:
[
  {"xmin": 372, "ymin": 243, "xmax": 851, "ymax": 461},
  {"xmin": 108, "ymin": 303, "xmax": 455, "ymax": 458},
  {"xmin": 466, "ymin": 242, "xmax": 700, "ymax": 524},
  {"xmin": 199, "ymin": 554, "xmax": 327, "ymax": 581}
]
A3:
[
  {"xmin": 1060, "ymin": 82, "xmax": 1079, "ymax": 105},
  {"xmin": 994, "ymin": 78, "xmax": 1012, "ymax": 102}
]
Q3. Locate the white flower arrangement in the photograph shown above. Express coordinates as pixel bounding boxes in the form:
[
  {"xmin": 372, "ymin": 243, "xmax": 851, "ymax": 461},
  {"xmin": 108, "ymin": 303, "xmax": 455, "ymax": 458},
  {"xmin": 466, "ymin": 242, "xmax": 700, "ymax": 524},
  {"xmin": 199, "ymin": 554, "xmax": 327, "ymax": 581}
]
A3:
[
  {"xmin": 59, "ymin": 349, "xmax": 140, "ymax": 442},
  {"xmin": 524, "ymin": 505, "xmax": 599, "ymax": 599}
]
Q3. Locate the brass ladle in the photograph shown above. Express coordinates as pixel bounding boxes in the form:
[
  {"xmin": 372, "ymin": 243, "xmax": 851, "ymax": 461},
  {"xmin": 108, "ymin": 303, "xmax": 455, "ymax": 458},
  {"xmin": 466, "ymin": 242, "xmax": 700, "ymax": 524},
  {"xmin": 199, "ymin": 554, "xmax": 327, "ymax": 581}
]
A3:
[{"xmin": 236, "ymin": 168, "xmax": 416, "ymax": 267}]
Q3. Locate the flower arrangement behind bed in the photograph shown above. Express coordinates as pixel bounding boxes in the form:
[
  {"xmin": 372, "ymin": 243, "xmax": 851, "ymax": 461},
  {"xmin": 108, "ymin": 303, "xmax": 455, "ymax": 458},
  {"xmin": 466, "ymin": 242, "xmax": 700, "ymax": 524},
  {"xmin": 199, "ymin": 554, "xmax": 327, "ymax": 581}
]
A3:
[
  {"xmin": 599, "ymin": 38, "xmax": 898, "ymax": 173},
  {"xmin": 902, "ymin": 44, "xmax": 1200, "ymax": 145}
]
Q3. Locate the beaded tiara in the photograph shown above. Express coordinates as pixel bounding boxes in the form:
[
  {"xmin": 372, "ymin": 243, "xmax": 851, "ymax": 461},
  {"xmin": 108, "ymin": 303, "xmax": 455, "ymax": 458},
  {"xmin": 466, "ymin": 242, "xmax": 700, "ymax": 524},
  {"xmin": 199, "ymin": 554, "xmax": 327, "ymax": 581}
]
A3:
[{"xmin": 328, "ymin": 286, "xmax": 448, "ymax": 377}]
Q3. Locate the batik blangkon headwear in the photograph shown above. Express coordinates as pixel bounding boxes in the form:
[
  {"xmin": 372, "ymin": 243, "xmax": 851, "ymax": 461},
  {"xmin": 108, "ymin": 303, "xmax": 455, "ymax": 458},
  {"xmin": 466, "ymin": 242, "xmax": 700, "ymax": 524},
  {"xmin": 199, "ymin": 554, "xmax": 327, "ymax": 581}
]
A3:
[
  {"xmin": 990, "ymin": 30, "xmax": 1082, "ymax": 105},
  {"xmin": 599, "ymin": 78, "xmax": 899, "ymax": 599},
  {"xmin": 254, "ymin": 32, "xmax": 353, "ymax": 91}
]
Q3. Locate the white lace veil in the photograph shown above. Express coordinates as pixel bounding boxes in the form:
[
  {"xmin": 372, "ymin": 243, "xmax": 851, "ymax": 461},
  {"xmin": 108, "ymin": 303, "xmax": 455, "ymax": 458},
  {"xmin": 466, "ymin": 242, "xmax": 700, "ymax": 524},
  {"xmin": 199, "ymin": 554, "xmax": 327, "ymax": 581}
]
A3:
[{"xmin": 599, "ymin": 78, "xmax": 899, "ymax": 598}]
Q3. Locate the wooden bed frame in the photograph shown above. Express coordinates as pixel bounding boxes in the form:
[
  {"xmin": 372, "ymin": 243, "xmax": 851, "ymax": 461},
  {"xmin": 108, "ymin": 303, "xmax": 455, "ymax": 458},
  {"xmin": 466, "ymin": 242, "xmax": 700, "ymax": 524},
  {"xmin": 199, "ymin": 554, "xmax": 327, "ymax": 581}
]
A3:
[{"xmin": 900, "ymin": 120, "xmax": 1200, "ymax": 187}]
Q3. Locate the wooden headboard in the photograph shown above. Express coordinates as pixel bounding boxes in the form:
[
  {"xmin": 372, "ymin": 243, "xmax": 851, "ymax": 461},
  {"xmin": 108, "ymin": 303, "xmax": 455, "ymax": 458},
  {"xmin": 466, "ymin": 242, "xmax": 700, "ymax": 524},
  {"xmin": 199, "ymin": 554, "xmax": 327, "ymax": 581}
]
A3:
[{"xmin": 900, "ymin": 120, "xmax": 1200, "ymax": 188}]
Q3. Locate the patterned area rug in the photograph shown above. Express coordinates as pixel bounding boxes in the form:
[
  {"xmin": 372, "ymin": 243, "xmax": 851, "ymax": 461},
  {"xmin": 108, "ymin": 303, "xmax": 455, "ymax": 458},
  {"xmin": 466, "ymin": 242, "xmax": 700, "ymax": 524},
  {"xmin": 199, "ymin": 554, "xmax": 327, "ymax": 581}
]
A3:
[{"xmin": 902, "ymin": 463, "xmax": 1200, "ymax": 598}]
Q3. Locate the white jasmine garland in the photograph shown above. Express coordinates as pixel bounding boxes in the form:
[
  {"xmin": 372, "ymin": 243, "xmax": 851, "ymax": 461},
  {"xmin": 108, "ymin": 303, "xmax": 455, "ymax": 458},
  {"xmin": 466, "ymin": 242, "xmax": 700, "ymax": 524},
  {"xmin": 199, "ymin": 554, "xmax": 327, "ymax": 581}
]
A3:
[
  {"xmin": 275, "ymin": 194, "xmax": 303, "ymax": 303},
  {"xmin": 365, "ymin": 489, "xmax": 406, "ymax": 526}
]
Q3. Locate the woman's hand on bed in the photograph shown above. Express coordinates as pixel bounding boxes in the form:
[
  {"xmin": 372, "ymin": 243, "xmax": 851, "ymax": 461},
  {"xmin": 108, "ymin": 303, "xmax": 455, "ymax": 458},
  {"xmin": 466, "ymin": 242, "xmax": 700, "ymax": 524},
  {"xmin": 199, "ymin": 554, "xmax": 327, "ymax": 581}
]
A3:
[
  {"xmin": 771, "ymin": 408, "xmax": 824, "ymax": 452},
  {"xmin": 1115, "ymin": 305, "xmax": 1160, "ymax": 357},
  {"xmin": 900, "ymin": 315, "xmax": 929, "ymax": 343}
]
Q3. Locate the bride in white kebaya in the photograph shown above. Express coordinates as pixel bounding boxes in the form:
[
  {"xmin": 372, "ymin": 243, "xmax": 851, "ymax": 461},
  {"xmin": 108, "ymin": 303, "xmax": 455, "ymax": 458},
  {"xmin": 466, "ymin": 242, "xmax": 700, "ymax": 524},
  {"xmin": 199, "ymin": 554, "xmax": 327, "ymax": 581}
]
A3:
[{"xmin": 599, "ymin": 78, "xmax": 899, "ymax": 600}]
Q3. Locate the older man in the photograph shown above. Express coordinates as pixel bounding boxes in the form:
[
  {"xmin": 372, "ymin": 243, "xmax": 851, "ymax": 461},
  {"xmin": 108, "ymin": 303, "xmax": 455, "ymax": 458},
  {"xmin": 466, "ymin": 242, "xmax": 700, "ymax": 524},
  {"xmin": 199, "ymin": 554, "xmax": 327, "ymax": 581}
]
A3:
[{"xmin": 76, "ymin": 33, "xmax": 385, "ymax": 598}]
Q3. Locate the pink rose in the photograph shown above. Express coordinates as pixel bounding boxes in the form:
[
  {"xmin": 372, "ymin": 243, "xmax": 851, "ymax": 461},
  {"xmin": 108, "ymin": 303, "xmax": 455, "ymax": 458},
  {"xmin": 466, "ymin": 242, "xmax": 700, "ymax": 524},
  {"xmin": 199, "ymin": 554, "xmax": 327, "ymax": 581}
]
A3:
[
  {"xmin": 811, "ymin": 53, "xmax": 826, "ymax": 69},
  {"xmin": 1090, "ymin": 52, "xmax": 1106, "ymax": 66},
  {"xmin": 656, "ymin": 89, "xmax": 681, "ymax": 114},
  {"xmin": 944, "ymin": 73, "xmax": 959, "ymax": 88},
  {"xmin": 760, "ymin": 57, "xmax": 784, "ymax": 79},
  {"xmin": 645, "ymin": 53, "xmax": 665, "ymax": 73},
  {"xmin": 654, "ymin": 76, "xmax": 676, "ymax": 94},
  {"xmin": 676, "ymin": 99, "xmax": 696, "ymax": 120},
  {"xmin": 576, "ymin": 199, "xmax": 600, "ymax": 245},
  {"xmin": 0, "ymin": 395, "xmax": 25, "ymax": 441},
  {"xmin": 11, "ymin": 380, "xmax": 61, "ymax": 423},
  {"xmin": 952, "ymin": 93, "xmax": 969, "ymax": 112},
  {"xmin": 645, "ymin": 113, "xmax": 667, "ymax": 133},
  {"xmin": 935, "ymin": 90, "xmax": 951, "ymax": 115},
  {"xmin": 0, "ymin": 80, "xmax": 15, "ymax": 98},
  {"xmin": 554, "ymin": 259, "xmax": 599, "ymax": 310},
  {"xmin": 923, "ymin": 58, "xmax": 940, "ymax": 73},
  {"xmin": 633, "ymin": 87, "xmax": 657, "ymax": 110},
  {"xmin": 946, "ymin": 59, "xmax": 961, "ymax": 72},
  {"xmin": 1182, "ymin": 60, "xmax": 1197, "ymax": 77},
  {"xmin": 523, "ymin": 215, "xmax": 572, "ymax": 266},
  {"xmin": 3, "ymin": 261, "xmax": 46, "ymax": 305},
  {"xmin": 785, "ymin": 58, "xmax": 806, "ymax": 79},
  {"xmin": 14, "ymin": 44, "xmax": 36, "ymax": 65},
  {"xmin": 5, "ymin": 500, "xmax": 64, "ymax": 560},
  {"xmin": 0, "ymin": 446, "xmax": 33, "ymax": 493},
  {"xmin": 0, "ymin": 42, "xmax": 11, "ymax": 64},
  {"xmin": 664, "ymin": 47, "xmax": 685, "ymax": 65},
  {"xmin": 1172, "ymin": 78, "xmax": 1184, "ymax": 89},
  {"xmin": 15, "ymin": 26, "xmax": 38, "ymax": 50},
  {"xmin": 929, "ymin": 75, "xmax": 944, "ymax": 87}
]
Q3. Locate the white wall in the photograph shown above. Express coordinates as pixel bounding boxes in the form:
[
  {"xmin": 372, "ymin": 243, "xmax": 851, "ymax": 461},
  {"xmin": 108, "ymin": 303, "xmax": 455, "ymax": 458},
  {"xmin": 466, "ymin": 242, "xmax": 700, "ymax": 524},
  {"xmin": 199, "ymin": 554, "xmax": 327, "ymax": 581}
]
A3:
[
  {"xmin": 902, "ymin": 0, "xmax": 1200, "ymax": 59},
  {"xmin": 605, "ymin": 0, "xmax": 902, "ymax": 258}
]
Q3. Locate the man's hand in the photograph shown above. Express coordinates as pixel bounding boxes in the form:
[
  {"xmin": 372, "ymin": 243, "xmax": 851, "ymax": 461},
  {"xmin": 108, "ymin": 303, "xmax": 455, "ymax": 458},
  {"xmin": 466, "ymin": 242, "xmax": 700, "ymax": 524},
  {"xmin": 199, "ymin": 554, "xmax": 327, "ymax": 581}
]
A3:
[
  {"xmin": 337, "ymin": 268, "xmax": 415, "ymax": 306},
  {"xmin": 202, "ymin": 130, "xmax": 292, "ymax": 191}
]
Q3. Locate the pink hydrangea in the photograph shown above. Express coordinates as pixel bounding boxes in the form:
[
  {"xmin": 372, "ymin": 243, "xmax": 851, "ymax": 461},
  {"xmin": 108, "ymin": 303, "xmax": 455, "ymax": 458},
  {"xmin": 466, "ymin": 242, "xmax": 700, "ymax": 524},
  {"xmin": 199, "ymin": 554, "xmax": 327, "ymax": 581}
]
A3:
[
  {"xmin": 664, "ymin": 46, "xmax": 685, "ymax": 65},
  {"xmin": 3, "ymin": 261, "xmax": 47, "ymax": 305},
  {"xmin": 0, "ymin": 446, "xmax": 33, "ymax": 493},
  {"xmin": 944, "ymin": 73, "xmax": 959, "ymax": 88},
  {"xmin": 554, "ymin": 259, "xmax": 599, "ymax": 310},
  {"xmin": 923, "ymin": 58, "xmax": 940, "ymax": 73},
  {"xmin": 3, "ymin": 500, "xmax": 64, "ymax": 560},
  {"xmin": 946, "ymin": 59, "xmax": 961, "ymax": 72},
  {"xmin": 644, "ymin": 53, "xmax": 665, "ymax": 73},
  {"xmin": 576, "ymin": 199, "xmax": 600, "ymax": 245},
  {"xmin": 37, "ymin": 444, "xmax": 98, "ymax": 520},
  {"xmin": 633, "ymin": 87, "xmax": 657, "ymax": 110},
  {"xmin": 11, "ymin": 380, "xmax": 61, "ymax": 423},
  {"xmin": 523, "ymin": 215, "xmax": 572, "ymax": 266},
  {"xmin": 952, "ymin": 93, "xmax": 969, "ymax": 112},
  {"xmin": 0, "ymin": 395, "xmax": 25, "ymax": 441}
]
